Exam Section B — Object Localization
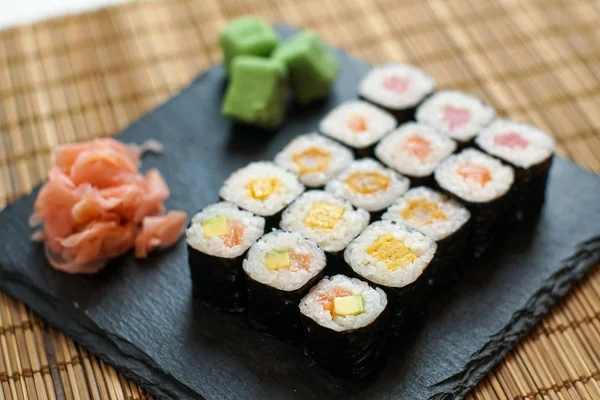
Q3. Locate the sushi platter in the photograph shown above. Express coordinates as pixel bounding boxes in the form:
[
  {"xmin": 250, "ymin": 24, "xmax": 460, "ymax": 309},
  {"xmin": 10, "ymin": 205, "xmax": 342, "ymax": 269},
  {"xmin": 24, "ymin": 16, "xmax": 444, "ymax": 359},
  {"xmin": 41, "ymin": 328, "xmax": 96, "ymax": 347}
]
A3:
[{"xmin": 1, "ymin": 24, "xmax": 600, "ymax": 400}]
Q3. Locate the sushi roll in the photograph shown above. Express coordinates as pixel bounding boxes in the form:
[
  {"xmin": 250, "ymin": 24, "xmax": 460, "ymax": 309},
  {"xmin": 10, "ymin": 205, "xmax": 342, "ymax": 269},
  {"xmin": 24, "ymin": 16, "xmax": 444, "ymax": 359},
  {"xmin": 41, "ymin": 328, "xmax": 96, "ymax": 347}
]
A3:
[
  {"xmin": 358, "ymin": 63, "xmax": 436, "ymax": 123},
  {"xmin": 416, "ymin": 90, "xmax": 495, "ymax": 148},
  {"xmin": 375, "ymin": 122, "xmax": 456, "ymax": 187},
  {"xmin": 220, "ymin": 161, "xmax": 304, "ymax": 228},
  {"xmin": 274, "ymin": 133, "xmax": 354, "ymax": 188},
  {"xmin": 319, "ymin": 100, "xmax": 397, "ymax": 157},
  {"xmin": 382, "ymin": 187, "xmax": 471, "ymax": 288},
  {"xmin": 344, "ymin": 221, "xmax": 437, "ymax": 332},
  {"xmin": 325, "ymin": 158, "xmax": 410, "ymax": 219},
  {"xmin": 435, "ymin": 149, "xmax": 514, "ymax": 258},
  {"xmin": 475, "ymin": 119, "xmax": 555, "ymax": 221},
  {"xmin": 279, "ymin": 190, "xmax": 370, "ymax": 272},
  {"xmin": 299, "ymin": 275, "xmax": 389, "ymax": 379},
  {"xmin": 186, "ymin": 202, "xmax": 265, "ymax": 312},
  {"xmin": 243, "ymin": 230, "xmax": 327, "ymax": 337}
]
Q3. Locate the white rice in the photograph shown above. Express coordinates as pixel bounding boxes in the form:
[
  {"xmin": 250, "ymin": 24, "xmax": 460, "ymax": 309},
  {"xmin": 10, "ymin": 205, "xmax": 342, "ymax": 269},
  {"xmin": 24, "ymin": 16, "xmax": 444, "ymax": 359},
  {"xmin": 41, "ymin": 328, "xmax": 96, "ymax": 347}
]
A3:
[
  {"xmin": 358, "ymin": 63, "xmax": 436, "ymax": 110},
  {"xmin": 299, "ymin": 275, "xmax": 387, "ymax": 332},
  {"xmin": 325, "ymin": 158, "xmax": 410, "ymax": 212},
  {"xmin": 416, "ymin": 90, "xmax": 495, "ymax": 142},
  {"xmin": 279, "ymin": 190, "xmax": 370, "ymax": 253},
  {"xmin": 319, "ymin": 101, "xmax": 397, "ymax": 149},
  {"xmin": 274, "ymin": 133, "xmax": 354, "ymax": 187},
  {"xmin": 382, "ymin": 187, "xmax": 470, "ymax": 241},
  {"xmin": 375, "ymin": 122, "xmax": 457, "ymax": 177},
  {"xmin": 243, "ymin": 230, "xmax": 326, "ymax": 291},
  {"xmin": 219, "ymin": 161, "xmax": 305, "ymax": 216},
  {"xmin": 475, "ymin": 119, "xmax": 556, "ymax": 169},
  {"xmin": 186, "ymin": 202, "xmax": 265, "ymax": 258},
  {"xmin": 344, "ymin": 221, "xmax": 437, "ymax": 288},
  {"xmin": 435, "ymin": 149, "xmax": 515, "ymax": 203}
]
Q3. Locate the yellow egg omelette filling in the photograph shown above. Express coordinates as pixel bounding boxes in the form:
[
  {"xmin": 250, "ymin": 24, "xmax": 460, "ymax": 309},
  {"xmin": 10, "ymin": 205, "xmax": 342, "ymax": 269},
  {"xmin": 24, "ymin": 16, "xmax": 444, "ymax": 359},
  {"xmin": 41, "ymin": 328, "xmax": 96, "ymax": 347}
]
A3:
[
  {"xmin": 401, "ymin": 198, "xmax": 447, "ymax": 225},
  {"xmin": 292, "ymin": 147, "xmax": 331, "ymax": 174},
  {"xmin": 247, "ymin": 177, "xmax": 280, "ymax": 200},
  {"xmin": 367, "ymin": 234, "xmax": 416, "ymax": 271},
  {"xmin": 304, "ymin": 202, "xmax": 345, "ymax": 232},
  {"xmin": 344, "ymin": 171, "xmax": 391, "ymax": 194}
]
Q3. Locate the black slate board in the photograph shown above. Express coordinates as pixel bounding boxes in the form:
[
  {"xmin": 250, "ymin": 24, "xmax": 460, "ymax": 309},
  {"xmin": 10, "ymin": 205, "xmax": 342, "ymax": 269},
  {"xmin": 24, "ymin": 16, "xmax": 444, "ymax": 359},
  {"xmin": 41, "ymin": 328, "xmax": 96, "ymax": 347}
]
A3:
[{"xmin": 1, "ymin": 26, "xmax": 600, "ymax": 400}]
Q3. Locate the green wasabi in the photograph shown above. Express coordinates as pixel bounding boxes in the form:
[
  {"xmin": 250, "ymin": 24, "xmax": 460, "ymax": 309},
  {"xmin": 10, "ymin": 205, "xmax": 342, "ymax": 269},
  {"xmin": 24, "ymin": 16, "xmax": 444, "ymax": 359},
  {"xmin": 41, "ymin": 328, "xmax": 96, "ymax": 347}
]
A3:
[
  {"xmin": 222, "ymin": 56, "xmax": 288, "ymax": 130},
  {"xmin": 220, "ymin": 16, "xmax": 278, "ymax": 71},
  {"xmin": 273, "ymin": 31, "xmax": 339, "ymax": 104}
]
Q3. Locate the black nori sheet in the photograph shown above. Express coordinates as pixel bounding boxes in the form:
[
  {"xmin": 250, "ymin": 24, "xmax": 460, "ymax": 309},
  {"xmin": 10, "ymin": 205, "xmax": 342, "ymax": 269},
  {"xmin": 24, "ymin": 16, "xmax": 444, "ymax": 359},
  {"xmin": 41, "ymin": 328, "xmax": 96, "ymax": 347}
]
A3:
[
  {"xmin": 427, "ymin": 218, "xmax": 472, "ymax": 289},
  {"xmin": 300, "ymin": 302, "xmax": 390, "ymax": 380},
  {"xmin": 510, "ymin": 156, "xmax": 553, "ymax": 222},
  {"xmin": 245, "ymin": 271, "xmax": 323, "ymax": 338},
  {"xmin": 188, "ymin": 244, "xmax": 247, "ymax": 312},
  {"xmin": 0, "ymin": 26, "xmax": 599, "ymax": 400}
]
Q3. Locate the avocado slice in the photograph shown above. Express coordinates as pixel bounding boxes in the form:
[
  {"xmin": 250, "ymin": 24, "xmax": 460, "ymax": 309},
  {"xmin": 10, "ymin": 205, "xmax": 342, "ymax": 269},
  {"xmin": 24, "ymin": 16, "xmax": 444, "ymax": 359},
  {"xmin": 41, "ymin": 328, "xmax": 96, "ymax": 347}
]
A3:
[
  {"xmin": 202, "ymin": 216, "xmax": 229, "ymax": 238},
  {"xmin": 333, "ymin": 295, "xmax": 365, "ymax": 316},
  {"xmin": 265, "ymin": 249, "xmax": 290, "ymax": 271}
]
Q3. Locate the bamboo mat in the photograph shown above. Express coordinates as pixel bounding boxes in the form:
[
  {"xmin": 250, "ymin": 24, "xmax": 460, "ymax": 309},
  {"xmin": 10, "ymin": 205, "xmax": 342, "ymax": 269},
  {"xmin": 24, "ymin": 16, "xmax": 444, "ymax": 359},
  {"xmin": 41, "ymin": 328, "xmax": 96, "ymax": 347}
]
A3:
[{"xmin": 0, "ymin": 0, "xmax": 599, "ymax": 398}]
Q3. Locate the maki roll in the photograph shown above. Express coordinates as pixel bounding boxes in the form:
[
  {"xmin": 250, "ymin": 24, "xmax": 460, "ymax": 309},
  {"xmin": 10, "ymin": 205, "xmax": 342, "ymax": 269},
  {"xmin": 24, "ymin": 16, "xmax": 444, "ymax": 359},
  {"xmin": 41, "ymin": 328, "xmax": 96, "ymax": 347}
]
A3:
[
  {"xmin": 358, "ymin": 63, "xmax": 436, "ymax": 123},
  {"xmin": 416, "ymin": 90, "xmax": 495, "ymax": 148},
  {"xmin": 375, "ymin": 122, "xmax": 456, "ymax": 187},
  {"xmin": 319, "ymin": 100, "xmax": 397, "ymax": 157},
  {"xmin": 344, "ymin": 221, "xmax": 437, "ymax": 332},
  {"xmin": 186, "ymin": 202, "xmax": 265, "ymax": 311},
  {"xmin": 475, "ymin": 119, "xmax": 555, "ymax": 221},
  {"xmin": 274, "ymin": 133, "xmax": 354, "ymax": 188},
  {"xmin": 325, "ymin": 158, "xmax": 410, "ymax": 219},
  {"xmin": 299, "ymin": 275, "xmax": 389, "ymax": 379},
  {"xmin": 435, "ymin": 149, "xmax": 514, "ymax": 258},
  {"xmin": 382, "ymin": 187, "xmax": 471, "ymax": 288},
  {"xmin": 280, "ymin": 190, "xmax": 370, "ymax": 272},
  {"xmin": 243, "ymin": 230, "xmax": 327, "ymax": 337},
  {"xmin": 220, "ymin": 161, "xmax": 304, "ymax": 228}
]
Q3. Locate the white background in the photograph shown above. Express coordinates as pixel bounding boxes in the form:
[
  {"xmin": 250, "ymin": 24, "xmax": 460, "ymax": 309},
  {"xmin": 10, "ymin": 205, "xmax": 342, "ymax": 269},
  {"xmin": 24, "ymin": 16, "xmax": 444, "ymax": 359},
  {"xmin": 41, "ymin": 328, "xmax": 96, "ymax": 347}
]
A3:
[{"xmin": 0, "ymin": 0, "xmax": 132, "ymax": 30}]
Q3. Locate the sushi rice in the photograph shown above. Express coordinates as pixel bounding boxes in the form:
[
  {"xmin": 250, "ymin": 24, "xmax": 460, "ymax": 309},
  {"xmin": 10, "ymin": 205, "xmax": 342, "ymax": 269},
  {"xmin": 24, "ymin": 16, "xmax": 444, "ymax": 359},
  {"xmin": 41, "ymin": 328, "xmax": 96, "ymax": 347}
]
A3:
[
  {"xmin": 344, "ymin": 220, "xmax": 437, "ymax": 288},
  {"xmin": 186, "ymin": 202, "xmax": 265, "ymax": 258},
  {"xmin": 220, "ymin": 161, "xmax": 304, "ymax": 217},
  {"xmin": 280, "ymin": 190, "xmax": 370, "ymax": 253},
  {"xmin": 416, "ymin": 90, "xmax": 495, "ymax": 143},
  {"xmin": 274, "ymin": 133, "xmax": 354, "ymax": 187},
  {"xmin": 325, "ymin": 158, "xmax": 410, "ymax": 212},
  {"xmin": 243, "ymin": 230, "xmax": 326, "ymax": 292},
  {"xmin": 382, "ymin": 187, "xmax": 470, "ymax": 241},
  {"xmin": 319, "ymin": 100, "xmax": 397, "ymax": 149},
  {"xmin": 299, "ymin": 275, "xmax": 388, "ymax": 332},
  {"xmin": 375, "ymin": 122, "xmax": 456, "ymax": 178}
]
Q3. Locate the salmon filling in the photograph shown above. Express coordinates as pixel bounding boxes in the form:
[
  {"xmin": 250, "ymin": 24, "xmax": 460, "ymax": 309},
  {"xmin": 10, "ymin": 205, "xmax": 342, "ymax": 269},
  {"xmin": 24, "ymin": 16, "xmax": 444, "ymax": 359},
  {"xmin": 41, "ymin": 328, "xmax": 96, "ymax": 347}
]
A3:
[
  {"xmin": 401, "ymin": 198, "xmax": 447, "ymax": 225},
  {"xmin": 265, "ymin": 249, "xmax": 313, "ymax": 272},
  {"xmin": 202, "ymin": 216, "xmax": 245, "ymax": 248},
  {"xmin": 494, "ymin": 132, "xmax": 529, "ymax": 149},
  {"xmin": 443, "ymin": 105, "xmax": 471, "ymax": 130},
  {"xmin": 367, "ymin": 234, "xmax": 416, "ymax": 271},
  {"xmin": 247, "ymin": 177, "xmax": 280, "ymax": 200},
  {"xmin": 292, "ymin": 147, "xmax": 331, "ymax": 174},
  {"xmin": 383, "ymin": 75, "xmax": 410, "ymax": 94},
  {"xmin": 345, "ymin": 171, "xmax": 391, "ymax": 194},
  {"xmin": 304, "ymin": 202, "xmax": 345, "ymax": 231},
  {"xmin": 316, "ymin": 287, "xmax": 352, "ymax": 316},
  {"xmin": 348, "ymin": 115, "xmax": 368, "ymax": 133},
  {"xmin": 401, "ymin": 135, "xmax": 432, "ymax": 162},
  {"xmin": 458, "ymin": 164, "xmax": 492, "ymax": 186}
]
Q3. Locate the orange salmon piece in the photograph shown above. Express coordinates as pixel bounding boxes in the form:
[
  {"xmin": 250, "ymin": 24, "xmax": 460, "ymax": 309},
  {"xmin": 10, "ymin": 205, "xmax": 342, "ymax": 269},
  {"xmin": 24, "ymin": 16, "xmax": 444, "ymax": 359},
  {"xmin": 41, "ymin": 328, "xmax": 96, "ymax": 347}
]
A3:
[
  {"xmin": 458, "ymin": 164, "xmax": 492, "ymax": 186},
  {"xmin": 348, "ymin": 115, "xmax": 368, "ymax": 133},
  {"xmin": 222, "ymin": 222, "xmax": 245, "ymax": 248},
  {"xmin": 316, "ymin": 287, "xmax": 352, "ymax": 316},
  {"xmin": 289, "ymin": 252, "xmax": 312, "ymax": 272},
  {"xmin": 402, "ymin": 135, "xmax": 432, "ymax": 162}
]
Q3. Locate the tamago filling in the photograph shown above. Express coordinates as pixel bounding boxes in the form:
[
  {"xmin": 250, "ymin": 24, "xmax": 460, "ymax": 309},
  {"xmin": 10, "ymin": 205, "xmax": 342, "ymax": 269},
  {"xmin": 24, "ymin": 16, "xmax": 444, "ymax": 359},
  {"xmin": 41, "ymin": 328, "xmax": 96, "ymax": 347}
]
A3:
[
  {"xmin": 401, "ymin": 135, "xmax": 432, "ymax": 162},
  {"xmin": 201, "ymin": 216, "xmax": 245, "ymax": 247},
  {"xmin": 292, "ymin": 147, "xmax": 331, "ymax": 174},
  {"xmin": 344, "ymin": 171, "xmax": 391, "ymax": 194},
  {"xmin": 367, "ymin": 234, "xmax": 416, "ymax": 271},
  {"xmin": 304, "ymin": 202, "xmax": 345, "ymax": 231},
  {"xmin": 247, "ymin": 177, "xmax": 281, "ymax": 200},
  {"xmin": 401, "ymin": 198, "xmax": 447, "ymax": 225},
  {"xmin": 458, "ymin": 164, "xmax": 491, "ymax": 186}
]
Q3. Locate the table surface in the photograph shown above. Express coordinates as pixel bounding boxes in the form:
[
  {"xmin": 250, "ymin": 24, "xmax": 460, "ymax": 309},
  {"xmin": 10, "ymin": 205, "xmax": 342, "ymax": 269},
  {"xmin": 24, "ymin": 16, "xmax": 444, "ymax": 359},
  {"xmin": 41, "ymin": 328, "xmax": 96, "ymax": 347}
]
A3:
[{"xmin": 0, "ymin": 0, "xmax": 599, "ymax": 399}]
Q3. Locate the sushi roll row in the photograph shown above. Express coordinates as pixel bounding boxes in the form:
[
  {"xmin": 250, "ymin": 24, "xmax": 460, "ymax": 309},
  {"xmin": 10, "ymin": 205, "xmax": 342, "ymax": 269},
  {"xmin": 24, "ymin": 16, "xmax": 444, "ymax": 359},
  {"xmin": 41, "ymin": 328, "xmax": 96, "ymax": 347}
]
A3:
[{"xmin": 184, "ymin": 61, "xmax": 556, "ymax": 380}]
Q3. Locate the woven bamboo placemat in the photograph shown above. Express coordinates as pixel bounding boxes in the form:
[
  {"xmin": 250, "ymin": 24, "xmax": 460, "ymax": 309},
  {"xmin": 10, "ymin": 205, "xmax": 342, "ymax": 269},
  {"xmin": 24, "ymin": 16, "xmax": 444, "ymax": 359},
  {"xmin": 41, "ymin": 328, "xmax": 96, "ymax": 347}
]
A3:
[{"xmin": 0, "ymin": 0, "xmax": 599, "ymax": 398}]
